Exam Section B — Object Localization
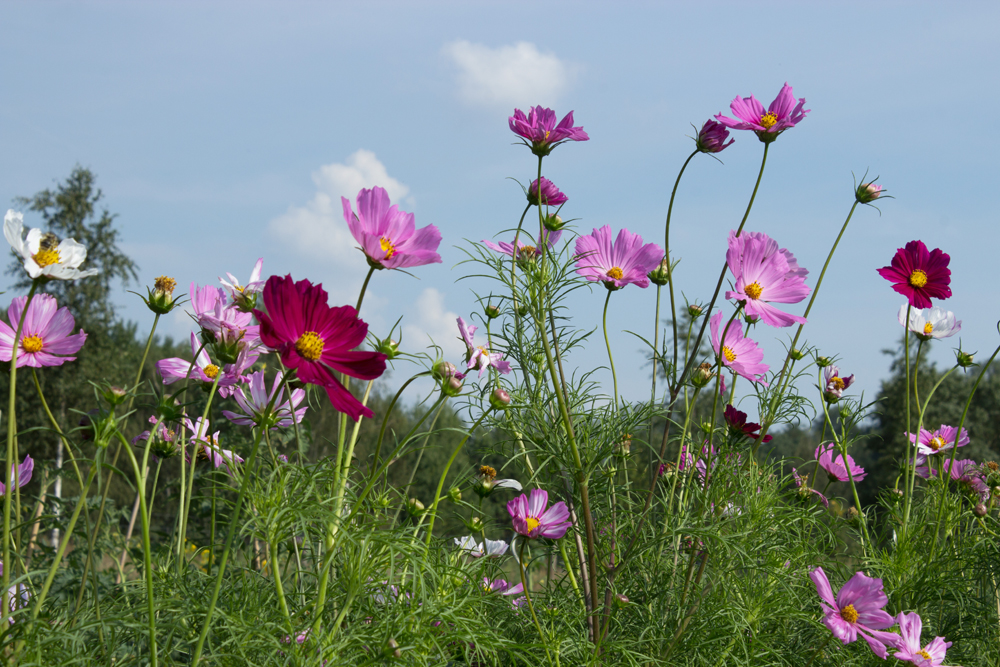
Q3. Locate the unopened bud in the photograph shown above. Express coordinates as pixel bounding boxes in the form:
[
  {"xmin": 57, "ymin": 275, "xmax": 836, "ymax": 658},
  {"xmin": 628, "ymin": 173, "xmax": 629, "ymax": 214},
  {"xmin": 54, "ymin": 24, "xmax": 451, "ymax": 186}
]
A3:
[
  {"xmin": 432, "ymin": 361, "xmax": 457, "ymax": 381},
  {"xmin": 816, "ymin": 356, "xmax": 833, "ymax": 368},
  {"xmin": 377, "ymin": 338, "xmax": 400, "ymax": 359},
  {"xmin": 489, "ymin": 388, "xmax": 511, "ymax": 410},
  {"xmin": 103, "ymin": 386, "xmax": 128, "ymax": 407},
  {"xmin": 616, "ymin": 434, "xmax": 632, "ymax": 457},
  {"xmin": 516, "ymin": 304, "xmax": 529, "ymax": 317},
  {"xmin": 484, "ymin": 304, "xmax": 501, "ymax": 319},
  {"xmin": 691, "ymin": 362, "xmax": 714, "ymax": 388},
  {"xmin": 856, "ymin": 182, "xmax": 884, "ymax": 204},
  {"xmin": 468, "ymin": 516, "xmax": 485, "ymax": 532},
  {"xmin": 406, "ymin": 497, "xmax": 425, "ymax": 517},
  {"xmin": 743, "ymin": 313, "xmax": 759, "ymax": 325},
  {"xmin": 543, "ymin": 214, "xmax": 565, "ymax": 232},
  {"xmin": 447, "ymin": 486, "xmax": 462, "ymax": 503},
  {"xmin": 647, "ymin": 258, "xmax": 670, "ymax": 286},
  {"xmin": 614, "ymin": 593, "xmax": 630, "ymax": 606},
  {"xmin": 385, "ymin": 638, "xmax": 402, "ymax": 660},
  {"xmin": 956, "ymin": 349, "xmax": 976, "ymax": 368},
  {"xmin": 789, "ymin": 348, "xmax": 805, "ymax": 361},
  {"xmin": 973, "ymin": 503, "xmax": 987, "ymax": 517},
  {"xmin": 687, "ymin": 304, "xmax": 703, "ymax": 319},
  {"xmin": 847, "ymin": 506, "xmax": 860, "ymax": 522},
  {"xmin": 374, "ymin": 492, "xmax": 392, "ymax": 509},
  {"xmin": 442, "ymin": 375, "xmax": 464, "ymax": 397}
]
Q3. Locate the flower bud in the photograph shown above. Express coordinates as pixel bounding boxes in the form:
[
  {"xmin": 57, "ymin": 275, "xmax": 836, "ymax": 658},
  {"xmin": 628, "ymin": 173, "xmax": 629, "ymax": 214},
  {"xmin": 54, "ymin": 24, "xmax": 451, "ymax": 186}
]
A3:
[
  {"xmin": 856, "ymin": 182, "xmax": 884, "ymax": 204},
  {"xmin": 489, "ymin": 388, "xmax": 511, "ymax": 410},
  {"xmin": 616, "ymin": 433, "xmax": 632, "ymax": 457},
  {"xmin": 143, "ymin": 275, "xmax": 179, "ymax": 315},
  {"xmin": 974, "ymin": 503, "xmax": 988, "ymax": 517},
  {"xmin": 377, "ymin": 338, "xmax": 400, "ymax": 359},
  {"xmin": 151, "ymin": 434, "xmax": 180, "ymax": 460},
  {"xmin": 695, "ymin": 119, "xmax": 734, "ymax": 154},
  {"xmin": 789, "ymin": 348, "xmax": 805, "ymax": 361},
  {"xmin": 447, "ymin": 486, "xmax": 462, "ymax": 503},
  {"xmin": 687, "ymin": 304, "xmax": 703, "ymax": 319},
  {"xmin": 516, "ymin": 304, "xmax": 529, "ymax": 317},
  {"xmin": 385, "ymin": 638, "xmax": 402, "ymax": 660},
  {"xmin": 374, "ymin": 492, "xmax": 392, "ymax": 509},
  {"xmin": 468, "ymin": 516, "xmax": 485, "ymax": 532},
  {"xmin": 647, "ymin": 258, "xmax": 670, "ymax": 286},
  {"xmin": 432, "ymin": 361, "xmax": 457, "ymax": 381},
  {"xmin": 484, "ymin": 304, "xmax": 501, "ymax": 320},
  {"xmin": 442, "ymin": 375, "xmax": 464, "ymax": 397},
  {"xmin": 543, "ymin": 214, "xmax": 565, "ymax": 232},
  {"xmin": 956, "ymin": 349, "xmax": 976, "ymax": 368},
  {"xmin": 102, "ymin": 385, "xmax": 128, "ymax": 407},
  {"xmin": 816, "ymin": 356, "xmax": 833, "ymax": 368},
  {"xmin": 743, "ymin": 313, "xmax": 759, "ymax": 325},
  {"xmin": 614, "ymin": 593, "xmax": 630, "ymax": 607},
  {"xmin": 846, "ymin": 506, "xmax": 860, "ymax": 522},
  {"xmin": 406, "ymin": 497, "xmax": 425, "ymax": 517},
  {"xmin": 691, "ymin": 362, "xmax": 714, "ymax": 388}
]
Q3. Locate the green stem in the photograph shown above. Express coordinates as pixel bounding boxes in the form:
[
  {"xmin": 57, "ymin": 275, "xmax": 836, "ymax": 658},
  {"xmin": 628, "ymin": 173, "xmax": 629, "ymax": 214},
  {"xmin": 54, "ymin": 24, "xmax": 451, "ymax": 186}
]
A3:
[
  {"xmin": 368, "ymin": 371, "xmax": 431, "ymax": 483},
  {"xmin": 424, "ymin": 410, "xmax": 491, "ymax": 545},
  {"xmin": 519, "ymin": 540, "xmax": 555, "ymax": 666},
  {"xmin": 179, "ymin": 371, "xmax": 223, "ymax": 568},
  {"xmin": 602, "ymin": 290, "xmax": 618, "ymax": 411},
  {"xmin": 664, "ymin": 149, "xmax": 699, "ymax": 389},
  {"xmin": 355, "ymin": 265, "xmax": 376, "ymax": 314}
]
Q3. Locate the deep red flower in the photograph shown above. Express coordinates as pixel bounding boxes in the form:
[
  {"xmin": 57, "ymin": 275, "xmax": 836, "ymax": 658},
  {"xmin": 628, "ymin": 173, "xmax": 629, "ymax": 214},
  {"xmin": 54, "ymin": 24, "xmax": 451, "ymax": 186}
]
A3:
[
  {"xmin": 876, "ymin": 240, "xmax": 951, "ymax": 309},
  {"xmin": 255, "ymin": 275, "xmax": 386, "ymax": 421},
  {"xmin": 723, "ymin": 404, "xmax": 772, "ymax": 443}
]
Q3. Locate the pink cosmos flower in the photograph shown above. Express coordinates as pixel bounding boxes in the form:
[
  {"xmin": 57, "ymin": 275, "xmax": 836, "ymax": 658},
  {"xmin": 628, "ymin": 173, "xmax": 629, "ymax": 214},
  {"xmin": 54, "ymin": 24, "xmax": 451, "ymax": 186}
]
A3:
[
  {"xmin": 509, "ymin": 106, "xmax": 589, "ymax": 156},
  {"xmin": 185, "ymin": 417, "xmax": 243, "ymax": 474},
  {"xmin": 816, "ymin": 443, "xmax": 867, "ymax": 482},
  {"xmin": 917, "ymin": 458, "xmax": 989, "ymax": 501},
  {"xmin": 222, "ymin": 370, "xmax": 307, "ymax": 429},
  {"xmin": 0, "ymin": 294, "xmax": 87, "ymax": 367},
  {"xmin": 892, "ymin": 612, "xmax": 952, "ymax": 666},
  {"xmin": 190, "ymin": 283, "xmax": 260, "ymax": 344},
  {"xmin": 527, "ymin": 178, "xmax": 567, "ymax": 207},
  {"xmin": 574, "ymin": 226, "xmax": 663, "ymax": 290},
  {"xmin": 725, "ymin": 230, "xmax": 810, "ymax": 328},
  {"xmin": 457, "ymin": 317, "xmax": 511, "ymax": 377},
  {"xmin": 0, "ymin": 561, "xmax": 30, "ymax": 625},
  {"xmin": 482, "ymin": 229, "xmax": 562, "ymax": 260},
  {"xmin": 695, "ymin": 119, "xmax": 734, "ymax": 153},
  {"xmin": 219, "ymin": 257, "xmax": 265, "ymax": 311},
  {"xmin": 823, "ymin": 365, "xmax": 855, "ymax": 402},
  {"xmin": 792, "ymin": 468, "xmax": 829, "ymax": 507},
  {"xmin": 341, "ymin": 186, "xmax": 442, "ymax": 270},
  {"xmin": 507, "ymin": 489, "xmax": 572, "ymax": 539},
  {"xmin": 898, "ymin": 305, "xmax": 961, "ymax": 341},
  {"xmin": 877, "ymin": 241, "xmax": 952, "ymax": 309},
  {"xmin": 710, "ymin": 311, "xmax": 769, "ymax": 385},
  {"xmin": 715, "ymin": 83, "xmax": 810, "ymax": 142},
  {"xmin": 254, "ymin": 275, "xmax": 387, "ymax": 421},
  {"xmin": 155, "ymin": 333, "xmax": 247, "ymax": 398},
  {"xmin": 0, "ymin": 455, "xmax": 32, "ymax": 496},
  {"xmin": 908, "ymin": 425, "xmax": 969, "ymax": 457},
  {"xmin": 809, "ymin": 567, "xmax": 900, "ymax": 659}
]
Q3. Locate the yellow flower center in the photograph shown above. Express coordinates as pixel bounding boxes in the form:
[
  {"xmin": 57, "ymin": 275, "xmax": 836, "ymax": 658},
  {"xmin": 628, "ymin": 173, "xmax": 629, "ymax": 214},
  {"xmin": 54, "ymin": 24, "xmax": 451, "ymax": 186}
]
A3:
[
  {"xmin": 831, "ymin": 377, "xmax": 846, "ymax": 391},
  {"xmin": 21, "ymin": 335, "xmax": 43, "ymax": 354},
  {"xmin": 203, "ymin": 364, "xmax": 220, "ymax": 379},
  {"xmin": 478, "ymin": 345, "xmax": 490, "ymax": 356},
  {"xmin": 32, "ymin": 248, "xmax": 60, "ymax": 268},
  {"xmin": 909, "ymin": 269, "xmax": 928, "ymax": 288},
  {"xmin": 929, "ymin": 436, "xmax": 946, "ymax": 451},
  {"xmin": 479, "ymin": 465, "xmax": 497, "ymax": 480},
  {"xmin": 759, "ymin": 112, "xmax": 778, "ymax": 129},
  {"xmin": 607, "ymin": 267, "xmax": 624, "ymax": 280},
  {"xmin": 923, "ymin": 322, "xmax": 934, "ymax": 335},
  {"xmin": 295, "ymin": 331, "xmax": 325, "ymax": 361},
  {"xmin": 154, "ymin": 275, "xmax": 177, "ymax": 295},
  {"xmin": 839, "ymin": 604, "xmax": 859, "ymax": 624},
  {"xmin": 744, "ymin": 281, "xmax": 763, "ymax": 300},
  {"xmin": 917, "ymin": 650, "xmax": 932, "ymax": 660},
  {"xmin": 723, "ymin": 346, "xmax": 737, "ymax": 363},
  {"xmin": 525, "ymin": 516, "xmax": 541, "ymax": 534},
  {"xmin": 518, "ymin": 245, "xmax": 537, "ymax": 258},
  {"xmin": 543, "ymin": 130, "xmax": 551, "ymax": 141},
  {"xmin": 380, "ymin": 237, "xmax": 396, "ymax": 259}
]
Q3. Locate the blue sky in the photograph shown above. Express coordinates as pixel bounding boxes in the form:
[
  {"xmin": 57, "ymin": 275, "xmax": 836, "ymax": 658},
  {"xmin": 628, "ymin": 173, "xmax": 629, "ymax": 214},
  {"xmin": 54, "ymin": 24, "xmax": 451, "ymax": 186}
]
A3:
[{"xmin": 2, "ymin": 2, "xmax": 997, "ymax": 421}]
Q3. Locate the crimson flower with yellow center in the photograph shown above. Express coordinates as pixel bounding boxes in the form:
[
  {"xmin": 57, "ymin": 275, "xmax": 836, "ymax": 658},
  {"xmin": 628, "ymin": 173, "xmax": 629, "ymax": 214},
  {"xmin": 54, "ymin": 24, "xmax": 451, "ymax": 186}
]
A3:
[
  {"xmin": 877, "ymin": 240, "xmax": 951, "ymax": 309},
  {"xmin": 255, "ymin": 275, "xmax": 386, "ymax": 421}
]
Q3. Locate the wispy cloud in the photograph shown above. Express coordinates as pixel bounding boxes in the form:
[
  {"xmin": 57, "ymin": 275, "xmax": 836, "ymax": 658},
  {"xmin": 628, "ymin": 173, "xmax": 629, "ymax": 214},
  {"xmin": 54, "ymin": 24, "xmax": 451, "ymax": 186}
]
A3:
[
  {"xmin": 402, "ymin": 287, "xmax": 464, "ymax": 364},
  {"xmin": 443, "ymin": 40, "xmax": 575, "ymax": 108}
]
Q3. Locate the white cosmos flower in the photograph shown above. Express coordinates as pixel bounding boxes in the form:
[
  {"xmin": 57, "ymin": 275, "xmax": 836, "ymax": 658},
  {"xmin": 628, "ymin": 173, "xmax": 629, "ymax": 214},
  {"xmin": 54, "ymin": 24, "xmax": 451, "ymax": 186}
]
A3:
[
  {"xmin": 4, "ymin": 210, "xmax": 99, "ymax": 281},
  {"xmin": 898, "ymin": 304, "xmax": 962, "ymax": 341},
  {"xmin": 453, "ymin": 536, "xmax": 509, "ymax": 558}
]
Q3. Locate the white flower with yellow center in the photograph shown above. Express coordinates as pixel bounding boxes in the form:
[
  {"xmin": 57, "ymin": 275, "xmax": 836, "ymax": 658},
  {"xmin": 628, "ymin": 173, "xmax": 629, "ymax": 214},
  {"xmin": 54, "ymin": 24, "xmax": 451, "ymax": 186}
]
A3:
[
  {"xmin": 4, "ymin": 210, "xmax": 99, "ymax": 281},
  {"xmin": 897, "ymin": 304, "xmax": 961, "ymax": 341}
]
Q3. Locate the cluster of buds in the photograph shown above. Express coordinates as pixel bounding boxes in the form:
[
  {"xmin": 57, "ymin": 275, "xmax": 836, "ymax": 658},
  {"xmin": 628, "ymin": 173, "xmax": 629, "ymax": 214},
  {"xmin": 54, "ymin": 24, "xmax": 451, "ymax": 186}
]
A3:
[{"xmin": 142, "ymin": 275, "xmax": 180, "ymax": 315}]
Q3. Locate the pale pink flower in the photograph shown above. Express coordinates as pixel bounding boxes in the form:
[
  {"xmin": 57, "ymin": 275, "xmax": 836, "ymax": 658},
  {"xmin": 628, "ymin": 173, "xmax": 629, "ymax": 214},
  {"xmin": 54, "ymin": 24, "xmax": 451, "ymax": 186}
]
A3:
[
  {"xmin": 809, "ymin": 567, "xmax": 900, "ymax": 659},
  {"xmin": 457, "ymin": 317, "xmax": 511, "ymax": 377},
  {"xmin": 0, "ymin": 294, "xmax": 87, "ymax": 367},
  {"xmin": 892, "ymin": 612, "xmax": 953, "ymax": 666}
]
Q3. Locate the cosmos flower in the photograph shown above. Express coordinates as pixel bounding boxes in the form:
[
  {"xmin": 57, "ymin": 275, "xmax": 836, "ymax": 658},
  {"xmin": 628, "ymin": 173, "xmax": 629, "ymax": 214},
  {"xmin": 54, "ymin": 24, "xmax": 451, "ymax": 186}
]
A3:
[
  {"xmin": 457, "ymin": 317, "xmax": 511, "ymax": 377},
  {"xmin": 185, "ymin": 417, "xmax": 243, "ymax": 474},
  {"xmin": 155, "ymin": 333, "xmax": 247, "ymax": 398},
  {"xmin": 0, "ymin": 294, "xmax": 87, "ymax": 368},
  {"xmin": 809, "ymin": 567, "xmax": 900, "ymax": 658},
  {"xmin": 823, "ymin": 365, "xmax": 855, "ymax": 402},
  {"xmin": 792, "ymin": 468, "xmax": 829, "ymax": 508},
  {"xmin": 189, "ymin": 283, "xmax": 261, "ymax": 350},
  {"xmin": 454, "ymin": 536, "xmax": 509, "ymax": 558},
  {"xmin": 898, "ymin": 305, "xmax": 961, "ymax": 341},
  {"xmin": 0, "ymin": 561, "xmax": 30, "ymax": 625},
  {"xmin": 710, "ymin": 311, "xmax": 769, "ymax": 385},
  {"xmin": 4, "ymin": 209, "xmax": 99, "ymax": 281},
  {"xmin": 222, "ymin": 370, "xmax": 307, "ymax": 429},
  {"xmin": 892, "ymin": 612, "xmax": 953, "ymax": 667},
  {"xmin": 725, "ymin": 230, "xmax": 810, "ymax": 328},
  {"xmin": 0, "ymin": 455, "xmax": 33, "ymax": 497},
  {"xmin": 917, "ymin": 457, "xmax": 989, "ymax": 500},
  {"xmin": 877, "ymin": 240, "xmax": 951, "ymax": 309},
  {"xmin": 341, "ymin": 186, "xmax": 442, "ymax": 270},
  {"xmin": 473, "ymin": 464, "xmax": 522, "ymax": 498},
  {"xmin": 527, "ymin": 177, "xmax": 567, "ymax": 207},
  {"xmin": 482, "ymin": 229, "xmax": 562, "ymax": 260},
  {"xmin": 908, "ymin": 425, "xmax": 969, "ymax": 457},
  {"xmin": 219, "ymin": 257, "xmax": 265, "ymax": 311},
  {"xmin": 816, "ymin": 443, "xmax": 867, "ymax": 482},
  {"xmin": 255, "ymin": 275, "xmax": 387, "ymax": 421},
  {"xmin": 695, "ymin": 119, "xmax": 735, "ymax": 153},
  {"xmin": 509, "ymin": 106, "xmax": 589, "ymax": 156},
  {"xmin": 723, "ymin": 404, "xmax": 773, "ymax": 443},
  {"xmin": 574, "ymin": 226, "xmax": 663, "ymax": 290},
  {"xmin": 507, "ymin": 489, "xmax": 572, "ymax": 540},
  {"xmin": 714, "ymin": 83, "xmax": 810, "ymax": 142}
]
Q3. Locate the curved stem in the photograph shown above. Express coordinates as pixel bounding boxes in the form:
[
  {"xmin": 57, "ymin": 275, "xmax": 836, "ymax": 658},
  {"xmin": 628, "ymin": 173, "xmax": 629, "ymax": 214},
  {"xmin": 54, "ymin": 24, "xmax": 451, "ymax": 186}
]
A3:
[
  {"xmin": 424, "ymin": 410, "xmax": 491, "ymax": 545},
  {"xmin": 368, "ymin": 371, "xmax": 432, "ymax": 483},
  {"xmin": 602, "ymin": 290, "xmax": 618, "ymax": 411},
  {"xmin": 664, "ymin": 149, "xmax": 699, "ymax": 388},
  {"xmin": 355, "ymin": 265, "xmax": 376, "ymax": 314},
  {"xmin": 519, "ymin": 540, "xmax": 555, "ymax": 666}
]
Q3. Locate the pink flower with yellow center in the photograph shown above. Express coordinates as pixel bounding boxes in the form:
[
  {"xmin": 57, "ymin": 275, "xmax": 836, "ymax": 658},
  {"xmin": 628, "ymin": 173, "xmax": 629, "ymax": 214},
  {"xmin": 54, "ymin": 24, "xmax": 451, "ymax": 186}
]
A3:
[
  {"xmin": 457, "ymin": 317, "xmax": 511, "ymax": 377},
  {"xmin": 254, "ymin": 275, "xmax": 386, "ymax": 421},
  {"xmin": 892, "ymin": 612, "xmax": 953, "ymax": 666},
  {"xmin": 714, "ymin": 83, "xmax": 809, "ymax": 143},
  {"xmin": 877, "ymin": 240, "xmax": 951, "ymax": 309},
  {"xmin": 816, "ymin": 443, "xmax": 867, "ymax": 482},
  {"xmin": 908, "ymin": 425, "xmax": 969, "ymax": 457},
  {"xmin": 709, "ymin": 311, "xmax": 769, "ymax": 385},
  {"xmin": 507, "ymin": 489, "xmax": 572, "ymax": 539},
  {"xmin": 823, "ymin": 365, "xmax": 855, "ymax": 402},
  {"xmin": 574, "ymin": 225, "xmax": 662, "ymax": 290},
  {"xmin": 809, "ymin": 567, "xmax": 900, "ymax": 659},
  {"xmin": 482, "ymin": 229, "xmax": 562, "ymax": 260},
  {"xmin": 509, "ymin": 106, "xmax": 589, "ymax": 156},
  {"xmin": 155, "ymin": 332, "xmax": 247, "ymax": 398},
  {"xmin": 0, "ymin": 294, "xmax": 87, "ymax": 367},
  {"xmin": 725, "ymin": 230, "xmax": 810, "ymax": 328},
  {"xmin": 341, "ymin": 186, "xmax": 442, "ymax": 270}
]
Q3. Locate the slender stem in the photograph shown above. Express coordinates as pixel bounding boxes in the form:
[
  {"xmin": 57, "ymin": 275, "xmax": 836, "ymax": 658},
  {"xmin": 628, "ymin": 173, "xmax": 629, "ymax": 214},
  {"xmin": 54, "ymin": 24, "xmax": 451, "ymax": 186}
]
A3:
[
  {"xmin": 180, "ymin": 372, "xmax": 223, "ymax": 563},
  {"xmin": 519, "ymin": 540, "xmax": 555, "ymax": 666},
  {"xmin": 664, "ymin": 149, "xmax": 700, "ymax": 389},
  {"xmin": 368, "ymin": 371, "xmax": 431, "ymax": 483},
  {"xmin": 649, "ymin": 283, "xmax": 662, "ymax": 447},
  {"xmin": 355, "ymin": 265, "xmax": 376, "ymax": 314},
  {"xmin": 602, "ymin": 290, "xmax": 618, "ymax": 411},
  {"xmin": 901, "ymin": 312, "xmax": 915, "ymax": 531},
  {"xmin": 424, "ymin": 410, "xmax": 491, "ymax": 545}
]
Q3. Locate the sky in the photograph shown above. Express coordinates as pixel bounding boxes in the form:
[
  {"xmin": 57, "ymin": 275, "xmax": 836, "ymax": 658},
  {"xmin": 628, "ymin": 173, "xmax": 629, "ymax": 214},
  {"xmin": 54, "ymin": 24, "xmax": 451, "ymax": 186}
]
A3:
[{"xmin": 1, "ymin": 1, "xmax": 997, "ymax": 422}]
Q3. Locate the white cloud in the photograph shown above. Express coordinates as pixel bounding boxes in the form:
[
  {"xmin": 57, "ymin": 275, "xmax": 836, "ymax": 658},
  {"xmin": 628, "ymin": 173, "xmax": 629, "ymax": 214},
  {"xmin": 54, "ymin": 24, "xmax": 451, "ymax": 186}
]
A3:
[
  {"xmin": 443, "ymin": 40, "xmax": 574, "ymax": 108},
  {"xmin": 402, "ymin": 287, "xmax": 464, "ymax": 363}
]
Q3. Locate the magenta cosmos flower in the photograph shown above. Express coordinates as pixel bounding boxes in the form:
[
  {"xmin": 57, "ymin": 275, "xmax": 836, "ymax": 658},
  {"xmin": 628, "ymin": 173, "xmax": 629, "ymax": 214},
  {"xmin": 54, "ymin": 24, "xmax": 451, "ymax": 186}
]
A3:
[
  {"xmin": 715, "ymin": 82, "xmax": 810, "ymax": 142},
  {"xmin": 156, "ymin": 333, "xmax": 249, "ymax": 398},
  {"xmin": 725, "ymin": 230, "xmax": 810, "ymax": 328},
  {"xmin": 574, "ymin": 226, "xmax": 663, "ymax": 290},
  {"xmin": 483, "ymin": 229, "xmax": 562, "ymax": 261},
  {"xmin": 0, "ymin": 294, "xmax": 87, "ymax": 367},
  {"xmin": 507, "ymin": 489, "xmax": 572, "ymax": 539},
  {"xmin": 710, "ymin": 311, "xmax": 769, "ymax": 385},
  {"xmin": 695, "ymin": 119, "xmax": 734, "ymax": 153},
  {"xmin": 816, "ymin": 443, "xmax": 867, "ymax": 482},
  {"xmin": 809, "ymin": 567, "xmax": 900, "ymax": 659},
  {"xmin": 0, "ymin": 455, "xmax": 32, "ymax": 496},
  {"xmin": 255, "ymin": 275, "xmax": 387, "ymax": 421},
  {"xmin": 892, "ymin": 612, "xmax": 952, "ymax": 667},
  {"xmin": 724, "ymin": 404, "xmax": 772, "ymax": 443},
  {"xmin": 341, "ymin": 186, "xmax": 442, "ymax": 270},
  {"xmin": 222, "ymin": 370, "xmax": 307, "ymax": 429},
  {"xmin": 908, "ymin": 425, "xmax": 969, "ymax": 457},
  {"xmin": 509, "ymin": 106, "xmax": 589, "ymax": 156},
  {"xmin": 877, "ymin": 241, "xmax": 951, "ymax": 309},
  {"xmin": 823, "ymin": 365, "xmax": 855, "ymax": 402},
  {"xmin": 527, "ymin": 177, "xmax": 567, "ymax": 207},
  {"xmin": 457, "ymin": 317, "xmax": 511, "ymax": 377}
]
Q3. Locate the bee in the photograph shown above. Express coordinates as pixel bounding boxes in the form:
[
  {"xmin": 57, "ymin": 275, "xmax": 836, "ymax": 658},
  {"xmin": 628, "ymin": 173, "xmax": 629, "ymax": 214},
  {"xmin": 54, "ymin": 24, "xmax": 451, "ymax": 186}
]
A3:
[{"xmin": 38, "ymin": 232, "xmax": 60, "ymax": 252}]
